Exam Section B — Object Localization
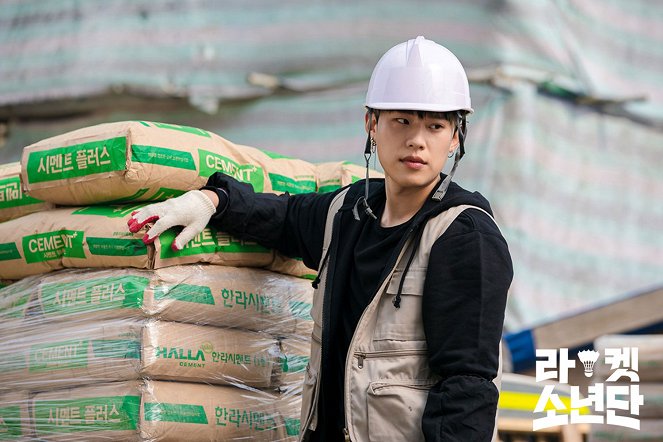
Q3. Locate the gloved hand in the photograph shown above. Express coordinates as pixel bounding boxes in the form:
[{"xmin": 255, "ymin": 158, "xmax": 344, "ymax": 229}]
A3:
[{"xmin": 127, "ymin": 190, "xmax": 217, "ymax": 251}]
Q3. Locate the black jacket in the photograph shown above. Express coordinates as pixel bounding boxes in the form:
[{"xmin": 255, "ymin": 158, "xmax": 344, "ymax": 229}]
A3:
[{"xmin": 205, "ymin": 172, "xmax": 513, "ymax": 441}]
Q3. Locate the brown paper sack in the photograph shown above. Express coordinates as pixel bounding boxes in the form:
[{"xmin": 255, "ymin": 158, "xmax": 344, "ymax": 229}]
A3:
[
  {"xmin": 278, "ymin": 338, "xmax": 311, "ymax": 397},
  {"xmin": 31, "ymin": 380, "xmax": 300, "ymax": 441},
  {"xmin": 28, "ymin": 268, "xmax": 151, "ymax": 323},
  {"xmin": 0, "ymin": 319, "xmax": 143, "ymax": 391},
  {"xmin": 266, "ymin": 253, "xmax": 317, "ymax": 281},
  {"xmin": 279, "ymin": 393, "xmax": 303, "ymax": 442},
  {"xmin": 149, "ymin": 265, "xmax": 314, "ymax": 336},
  {"xmin": 0, "ymin": 162, "xmax": 52, "ymax": 222},
  {"xmin": 141, "ymin": 380, "xmax": 290, "ymax": 441},
  {"xmin": 0, "ymin": 390, "xmax": 32, "ymax": 441},
  {"xmin": 151, "ymin": 225, "xmax": 274, "ymax": 270},
  {"xmin": 0, "ymin": 205, "xmax": 150, "ymax": 280},
  {"xmin": 0, "ymin": 268, "xmax": 150, "ymax": 327},
  {"xmin": 30, "ymin": 381, "xmax": 142, "ymax": 441},
  {"xmin": 316, "ymin": 161, "xmax": 384, "ymax": 194},
  {"xmin": 0, "ymin": 277, "xmax": 36, "ymax": 329},
  {"xmin": 242, "ymin": 148, "xmax": 317, "ymax": 195},
  {"xmin": 0, "ymin": 266, "xmax": 313, "ymax": 337},
  {"xmin": 142, "ymin": 321, "xmax": 280, "ymax": 388},
  {"xmin": 0, "ymin": 204, "xmax": 274, "ymax": 280},
  {"xmin": 20, "ymin": 121, "xmax": 270, "ymax": 205}
]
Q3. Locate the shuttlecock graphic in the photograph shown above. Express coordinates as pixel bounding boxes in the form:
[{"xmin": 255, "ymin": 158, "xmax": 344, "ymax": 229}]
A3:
[{"xmin": 577, "ymin": 350, "xmax": 600, "ymax": 377}]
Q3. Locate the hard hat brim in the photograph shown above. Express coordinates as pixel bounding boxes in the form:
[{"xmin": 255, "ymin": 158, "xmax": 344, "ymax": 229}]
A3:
[{"xmin": 366, "ymin": 102, "xmax": 474, "ymax": 114}]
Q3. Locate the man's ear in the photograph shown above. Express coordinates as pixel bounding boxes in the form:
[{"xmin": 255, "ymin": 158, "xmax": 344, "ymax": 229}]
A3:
[
  {"xmin": 365, "ymin": 112, "xmax": 377, "ymax": 137},
  {"xmin": 449, "ymin": 124, "xmax": 461, "ymax": 154}
]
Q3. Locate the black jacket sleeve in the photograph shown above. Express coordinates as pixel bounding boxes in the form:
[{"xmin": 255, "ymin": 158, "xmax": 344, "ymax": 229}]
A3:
[
  {"xmin": 421, "ymin": 208, "xmax": 512, "ymax": 441},
  {"xmin": 204, "ymin": 172, "xmax": 341, "ymax": 270}
]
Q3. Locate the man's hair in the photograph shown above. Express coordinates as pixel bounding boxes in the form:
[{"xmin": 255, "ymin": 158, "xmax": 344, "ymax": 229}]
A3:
[{"xmin": 369, "ymin": 108, "xmax": 463, "ymax": 126}]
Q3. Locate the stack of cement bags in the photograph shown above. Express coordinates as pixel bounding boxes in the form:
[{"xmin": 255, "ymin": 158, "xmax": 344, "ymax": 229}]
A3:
[
  {"xmin": 588, "ymin": 334, "xmax": 663, "ymax": 442},
  {"xmin": 0, "ymin": 266, "xmax": 311, "ymax": 440},
  {"xmin": 0, "ymin": 121, "xmax": 382, "ymax": 441}
]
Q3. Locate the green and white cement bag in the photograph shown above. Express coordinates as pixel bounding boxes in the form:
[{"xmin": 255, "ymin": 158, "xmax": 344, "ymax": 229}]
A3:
[
  {"xmin": 141, "ymin": 381, "xmax": 297, "ymax": 442},
  {"xmin": 316, "ymin": 161, "xmax": 383, "ymax": 193},
  {"xmin": 266, "ymin": 253, "xmax": 317, "ymax": 281},
  {"xmin": 148, "ymin": 265, "xmax": 312, "ymax": 336},
  {"xmin": 0, "ymin": 278, "xmax": 34, "ymax": 328},
  {"xmin": 0, "ymin": 205, "xmax": 150, "ymax": 279},
  {"xmin": 151, "ymin": 224, "xmax": 273, "ymax": 270},
  {"xmin": 0, "ymin": 318, "xmax": 284, "ymax": 391},
  {"xmin": 245, "ymin": 149, "xmax": 317, "ymax": 195},
  {"xmin": 0, "ymin": 390, "xmax": 32, "ymax": 441},
  {"xmin": 0, "ymin": 205, "xmax": 273, "ymax": 280},
  {"xmin": 0, "ymin": 266, "xmax": 313, "ymax": 337},
  {"xmin": 29, "ymin": 380, "xmax": 297, "ymax": 441},
  {"xmin": 30, "ymin": 380, "xmax": 143, "ymax": 442},
  {"xmin": 20, "ymin": 121, "xmax": 319, "ymax": 206},
  {"xmin": 0, "ymin": 319, "xmax": 143, "ymax": 391},
  {"xmin": 0, "ymin": 162, "xmax": 52, "ymax": 222},
  {"xmin": 142, "ymin": 321, "xmax": 280, "ymax": 388},
  {"xmin": 278, "ymin": 338, "xmax": 310, "ymax": 396}
]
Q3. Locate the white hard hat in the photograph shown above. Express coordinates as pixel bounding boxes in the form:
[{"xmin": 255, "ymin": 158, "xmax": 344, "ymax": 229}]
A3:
[{"xmin": 365, "ymin": 36, "xmax": 473, "ymax": 113}]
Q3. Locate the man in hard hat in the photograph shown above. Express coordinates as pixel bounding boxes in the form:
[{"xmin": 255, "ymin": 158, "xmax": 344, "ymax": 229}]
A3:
[{"xmin": 128, "ymin": 36, "xmax": 512, "ymax": 441}]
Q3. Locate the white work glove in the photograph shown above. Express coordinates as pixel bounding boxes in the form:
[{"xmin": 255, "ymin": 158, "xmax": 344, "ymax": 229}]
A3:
[{"xmin": 127, "ymin": 190, "xmax": 217, "ymax": 251}]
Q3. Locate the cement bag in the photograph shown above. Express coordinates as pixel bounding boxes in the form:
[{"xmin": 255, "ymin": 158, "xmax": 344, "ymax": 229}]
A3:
[
  {"xmin": 0, "ymin": 268, "xmax": 152, "ymax": 325},
  {"xmin": 0, "ymin": 390, "xmax": 32, "ymax": 441},
  {"xmin": 151, "ymin": 225, "xmax": 273, "ymax": 270},
  {"xmin": 278, "ymin": 338, "xmax": 310, "ymax": 396},
  {"xmin": 280, "ymin": 394, "xmax": 303, "ymax": 442},
  {"xmin": 0, "ymin": 205, "xmax": 150, "ymax": 280},
  {"xmin": 594, "ymin": 335, "xmax": 663, "ymax": 382},
  {"xmin": 31, "ymin": 381, "xmax": 142, "ymax": 442},
  {"xmin": 0, "ymin": 162, "xmax": 52, "ymax": 222},
  {"xmin": 0, "ymin": 204, "xmax": 272, "ymax": 280},
  {"xmin": 20, "ymin": 121, "xmax": 269, "ymax": 205},
  {"xmin": 0, "ymin": 277, "xmax": 35, "ymax": 329},
  {"xmin": 243, "ymin": 149, "xmax": 317, "ymax": 195},
  {"xmin": 30, "ymin": 380, "xmax": 294, "ymax": 442},
  {"xmin": 142, "ymin": 321, "xmax": 280, "ymax": 388},
  {"xmin": 141, "ymin": 380, "xmax": 289, "ymax": 441},
  {"xmin": 316, "ymin": 161, "xmax": 384, "ymax": 193},
  {"xmin": 0, "ymin": 266, "xmax": 313, "ymax": 337},
  {"xmin": 266, "ymin": 253, "xmax": 317, "ymax": 281},
  {"xmin": 0, "ymin": 319, "xmax": 142, "ymax": 391},
  {"xmin": 149, "ymin": 265, "xmax": 313, "ymax": 336}
]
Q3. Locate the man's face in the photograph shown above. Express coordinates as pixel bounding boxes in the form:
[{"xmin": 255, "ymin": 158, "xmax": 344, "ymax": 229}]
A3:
[{"xmin": 367, "ymin": 110, "xmax": 459, "ymax": 195}]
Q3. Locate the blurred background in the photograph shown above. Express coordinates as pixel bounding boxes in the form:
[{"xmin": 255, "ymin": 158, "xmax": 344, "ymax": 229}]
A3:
[{"xmin": 1, "ymin": 0, "xmax": 662, "ymax": 370}]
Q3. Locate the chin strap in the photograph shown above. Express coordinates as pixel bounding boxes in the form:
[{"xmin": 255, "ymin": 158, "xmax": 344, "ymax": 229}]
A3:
[
  {"xmin": 433, "ymin": 111, "xmax": 467, "ymax": 202},
  {"xmin": 353, "ymin": 110, "xmax": 378, "ymax": 221}
]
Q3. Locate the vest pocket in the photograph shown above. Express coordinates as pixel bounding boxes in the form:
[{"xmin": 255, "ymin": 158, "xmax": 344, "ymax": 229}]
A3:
[
  {"xmin": 373, "ymin": 267, "xmax": 427, "ymax": 341},
  {"xmin": 366, "ymin": 379, "xmax": 435, "ymax": 442}
]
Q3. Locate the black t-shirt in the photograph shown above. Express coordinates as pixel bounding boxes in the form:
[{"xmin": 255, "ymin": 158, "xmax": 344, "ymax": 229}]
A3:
[{"xmin": 313, "ymin": 204, "xmax": 413, "ymax": 441}]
